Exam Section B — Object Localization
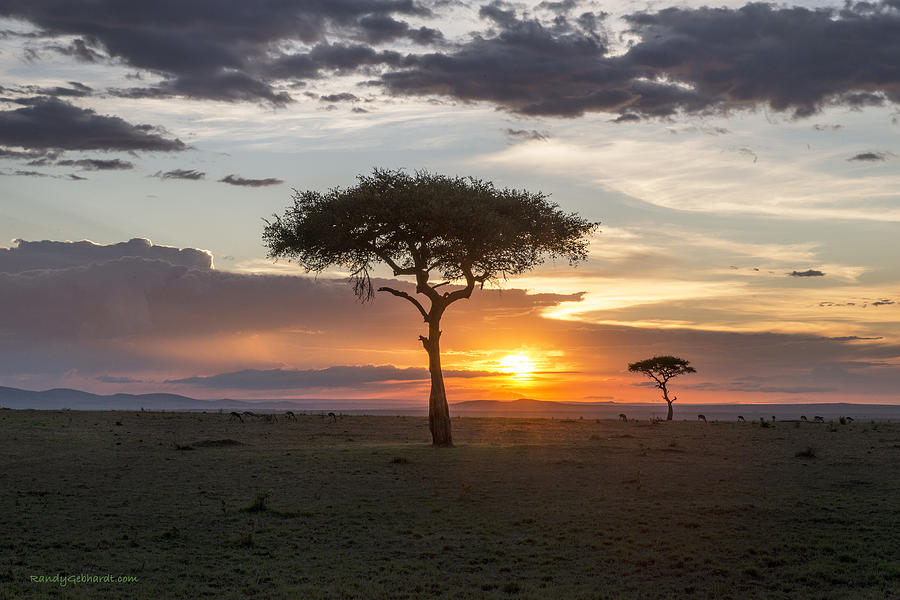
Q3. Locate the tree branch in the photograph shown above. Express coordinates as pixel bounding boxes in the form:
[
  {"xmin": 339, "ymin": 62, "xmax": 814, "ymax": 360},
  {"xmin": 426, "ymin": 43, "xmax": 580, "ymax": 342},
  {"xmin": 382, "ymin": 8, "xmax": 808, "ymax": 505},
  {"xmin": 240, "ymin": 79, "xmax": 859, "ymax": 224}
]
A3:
[
  {"xmin": 444, "ymin": 262, "xmax": 476, "ymax": 304},
  {"xmin": 367, "ymin": 243, "xmax": 417, "ymax": 276},
  {"xmin": 378, "ymin": 286, "xmax": 428, "ymax": 321}
]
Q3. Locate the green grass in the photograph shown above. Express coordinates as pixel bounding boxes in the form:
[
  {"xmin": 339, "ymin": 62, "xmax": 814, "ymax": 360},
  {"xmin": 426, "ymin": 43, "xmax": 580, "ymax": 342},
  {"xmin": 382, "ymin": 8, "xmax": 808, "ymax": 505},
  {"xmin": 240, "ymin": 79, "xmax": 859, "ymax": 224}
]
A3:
[{"xmin": 1, "ymin": 410, "xmax": 898, "ymax": 599}]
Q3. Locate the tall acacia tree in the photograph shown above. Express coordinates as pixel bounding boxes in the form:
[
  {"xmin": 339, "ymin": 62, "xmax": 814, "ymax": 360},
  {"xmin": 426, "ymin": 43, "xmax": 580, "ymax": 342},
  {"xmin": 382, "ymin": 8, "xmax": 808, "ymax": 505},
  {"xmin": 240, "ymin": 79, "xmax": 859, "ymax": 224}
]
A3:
[
  {"xmin": 627, "ymin": 356, "xmax": 696, "ymax": 421},
  {"xmin": 263, "ymin": 169, "xmax": 598, "ymax": 446}
]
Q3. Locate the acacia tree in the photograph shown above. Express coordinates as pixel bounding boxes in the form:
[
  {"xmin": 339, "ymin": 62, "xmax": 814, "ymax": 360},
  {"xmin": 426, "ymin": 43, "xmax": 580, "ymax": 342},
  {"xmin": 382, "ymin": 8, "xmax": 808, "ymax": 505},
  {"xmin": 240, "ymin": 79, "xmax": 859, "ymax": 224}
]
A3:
[
  {"xmin": 627, "ymin": 356, "xmax": 696, "ymax": 421},
  {"xmin": 263, "ymin": 169, "xmax": 598, "ymax": 446}
]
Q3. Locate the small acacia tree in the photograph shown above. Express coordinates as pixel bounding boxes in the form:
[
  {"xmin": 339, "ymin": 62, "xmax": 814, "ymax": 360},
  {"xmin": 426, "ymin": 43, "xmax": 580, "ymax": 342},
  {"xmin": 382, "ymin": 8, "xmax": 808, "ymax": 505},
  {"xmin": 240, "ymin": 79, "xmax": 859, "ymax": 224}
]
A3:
[
  {"xmin": 263, "ymin": 169, "xmax": 598, "ymax": 446},
  {"xmin": 627, "ymin": 355, "xmax": 696, "ymax": 421}
]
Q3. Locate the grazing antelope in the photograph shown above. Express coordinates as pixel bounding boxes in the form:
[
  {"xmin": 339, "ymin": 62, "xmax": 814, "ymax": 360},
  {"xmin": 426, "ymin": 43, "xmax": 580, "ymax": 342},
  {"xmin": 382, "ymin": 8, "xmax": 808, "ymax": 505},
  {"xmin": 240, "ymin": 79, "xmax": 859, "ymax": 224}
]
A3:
[
  {"xmin": 846, "ymin": 416, "xmax": 854, "ymax": 423},
  {"xmin": 737, "ymin": 415, "xmax": 745, "ymax": 422},
  {"xmin": 284, "ymin": 411, "xmax": 297, "ymax": 422},
  {"xmin": 327, "ymin": 412, "xmax": 337, "ymax": 423},
  {"xmin": 263, "ymin": 414, "xmax": 278, "ymax": 423},
  {"xmin": 229, "ymin": 411, "xmax": 243, "ymax": 423},
  {"xmin": 800, "ymin": 415, "xmax": 808, "ymax": 422},
  {"xmin": 618, "ymin": 413, "xmax": 628, "ymax": 422},
  {"xmin": 813, "ymin": 416, "xmax": 824, "ymax": 423},
  {"xmin": 697, "ymin": 414, "xmax": 707, "ymax": 423}
]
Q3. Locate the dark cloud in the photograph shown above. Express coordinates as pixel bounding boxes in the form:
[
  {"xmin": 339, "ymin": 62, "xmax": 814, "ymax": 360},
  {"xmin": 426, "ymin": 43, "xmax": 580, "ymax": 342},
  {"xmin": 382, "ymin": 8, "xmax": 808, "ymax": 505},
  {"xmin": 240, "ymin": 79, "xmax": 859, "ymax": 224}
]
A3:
[
  {"xmin": 871, "ymin": 299, "xmax": 895, "ymax": 307},
  {"xmin": 0, "ymin": 237, "xmax": 580, "ymax": 347},
  {"xmin": 505, "ymin": 128, "xmax": 549, "ymax": 141},
  {"xmin": 264, "ymin": 43, "xmax": 405, "ymax": 80},
  {"xmin": 151, "ymin": 169, "xmax": 206, "ymax": 180},
  {"xmin": 10, "ymin": 169, "xmax": 50, "ymax": 177},
  {"xmin": 848, "ymin": 151, "xmax": 889, "ymax": 161},
  {"xmin": 690, "ymin": 377, "xmax": 836, "ymax": 394},
  {"xmin": 0, "ymin": 238, "xmax": 212, "ymax": 274},
  {"xmin": 2, "ymin": 0, "xmax": 433, "ymax": 104},
  {"xmin": 789, "ymin": 269, "xmax": 825, "ymax": 277},
  {"xmin": 0, "ymin": 97, "xmax": 186, "ymax": 152},
  {"xmin": 219, "ymin": 174, "xmax": 283, "ymax": 187},
  {"xmin": 13, "ymin": 81, "xmax": 93, "ymax": 97},
  {"xmin": 167, "ymin": 365, "xmax": 493, "ymax": 390},
  {"xmin": 377, "ymin": 1, "xmax": 900, "ymax": 119},
  {"xmin": 0, "ymin": 148, "xmax": 57, "ymax": 160},
  {"xmin": 320, "ymin": 92, "xmax": 360, "ymax": 102},
  {"xmin": 356, "ymin": 14, "xmax": 443, "ymax": 44},
  {"xmin": 56, "ymin": 158, "xmax": 134, "ymax": 170},
  {"xmin": 111, "ymin": 72, "xmax": 294, "ymax": 106},
  {"xmin": 47, "ymin": 38, "xmax": 105, "ymax": 62}
]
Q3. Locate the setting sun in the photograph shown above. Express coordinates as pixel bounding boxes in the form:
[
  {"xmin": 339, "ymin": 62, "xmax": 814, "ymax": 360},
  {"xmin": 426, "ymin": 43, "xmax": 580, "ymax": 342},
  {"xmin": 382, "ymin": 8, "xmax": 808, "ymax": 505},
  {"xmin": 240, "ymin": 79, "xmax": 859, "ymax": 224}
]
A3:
[{"xmin": 499, "ymin": 354, "xmax": 536, "ymax": 381}]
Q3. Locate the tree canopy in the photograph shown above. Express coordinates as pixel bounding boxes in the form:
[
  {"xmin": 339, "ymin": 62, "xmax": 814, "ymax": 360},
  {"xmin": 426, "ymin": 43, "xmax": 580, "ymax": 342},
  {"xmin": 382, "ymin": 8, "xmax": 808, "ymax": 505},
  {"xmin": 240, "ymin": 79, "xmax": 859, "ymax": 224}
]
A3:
[
  {"xmin": 263, "ymin": 169, "xmax": 598, "ymax": 301},
  {"xmin": 628, "ymin": 356, "xmax": 696, "ymax": 386}
]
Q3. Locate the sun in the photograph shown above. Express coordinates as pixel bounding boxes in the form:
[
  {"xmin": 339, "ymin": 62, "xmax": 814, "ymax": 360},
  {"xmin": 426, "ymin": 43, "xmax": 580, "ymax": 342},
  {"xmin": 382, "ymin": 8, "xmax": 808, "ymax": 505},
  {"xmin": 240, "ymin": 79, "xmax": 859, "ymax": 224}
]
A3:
[{"xmin": 499, "ymin": 354, "xmax": 536, "ymax": 381}]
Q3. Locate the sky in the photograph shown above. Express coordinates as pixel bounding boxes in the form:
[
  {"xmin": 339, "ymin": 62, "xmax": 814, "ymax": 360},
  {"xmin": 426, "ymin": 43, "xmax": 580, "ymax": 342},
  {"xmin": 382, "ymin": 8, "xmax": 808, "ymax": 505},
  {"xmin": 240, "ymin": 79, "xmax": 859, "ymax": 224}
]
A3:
[{"xmin": 1, "ymin": 0, "xmax": 899, "ymax": 407}]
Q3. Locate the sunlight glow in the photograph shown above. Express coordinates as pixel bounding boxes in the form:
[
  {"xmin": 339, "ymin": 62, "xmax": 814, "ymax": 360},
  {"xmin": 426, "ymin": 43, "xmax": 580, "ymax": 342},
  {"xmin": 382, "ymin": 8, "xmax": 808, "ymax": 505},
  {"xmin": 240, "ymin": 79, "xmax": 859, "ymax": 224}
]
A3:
[{"xmin": 499, "ymin": 354, "xmax": 536, "ymax": 382}]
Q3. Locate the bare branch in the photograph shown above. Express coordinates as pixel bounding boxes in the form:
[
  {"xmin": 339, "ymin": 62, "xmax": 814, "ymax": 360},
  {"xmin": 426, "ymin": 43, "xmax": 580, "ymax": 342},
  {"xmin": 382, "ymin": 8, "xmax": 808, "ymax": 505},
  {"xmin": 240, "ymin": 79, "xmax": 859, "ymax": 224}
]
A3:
[{"xmin": 378, "ymin": 286, "xmax": 428, "ymax": 321}]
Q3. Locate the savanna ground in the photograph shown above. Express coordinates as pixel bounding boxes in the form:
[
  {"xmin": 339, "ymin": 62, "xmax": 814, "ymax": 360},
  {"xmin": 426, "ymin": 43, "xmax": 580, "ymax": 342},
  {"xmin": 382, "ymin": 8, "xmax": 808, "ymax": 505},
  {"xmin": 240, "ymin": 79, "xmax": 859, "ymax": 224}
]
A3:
[{"xmin": 1, "ymin": 409, "xmax": 899, "ymax": 599}]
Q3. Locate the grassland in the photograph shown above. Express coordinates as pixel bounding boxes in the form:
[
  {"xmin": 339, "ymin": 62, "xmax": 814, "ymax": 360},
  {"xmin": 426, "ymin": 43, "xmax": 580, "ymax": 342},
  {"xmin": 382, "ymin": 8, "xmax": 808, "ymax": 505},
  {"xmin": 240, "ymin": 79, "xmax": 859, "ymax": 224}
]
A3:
[{"xmin": 1, "ymin": 409, "xmax": 899, "ymax": 599}]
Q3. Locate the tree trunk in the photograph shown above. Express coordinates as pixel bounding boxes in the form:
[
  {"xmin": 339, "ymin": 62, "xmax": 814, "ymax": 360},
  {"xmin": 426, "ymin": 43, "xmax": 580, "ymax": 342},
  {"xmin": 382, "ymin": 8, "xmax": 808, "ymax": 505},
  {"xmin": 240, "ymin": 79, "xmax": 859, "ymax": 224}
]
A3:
[
  {"xmin": 662, "ymin": 384, "xmax": 673, "ymax": 421},
  {"xmin": 424, "ymin": 320, "xmax": 453, "ymax": 446}
]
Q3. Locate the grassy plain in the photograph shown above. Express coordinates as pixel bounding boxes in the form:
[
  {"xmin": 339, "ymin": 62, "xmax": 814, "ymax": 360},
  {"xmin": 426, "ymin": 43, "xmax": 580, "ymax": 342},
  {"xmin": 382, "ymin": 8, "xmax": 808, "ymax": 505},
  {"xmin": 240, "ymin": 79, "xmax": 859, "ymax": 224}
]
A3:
[{"xmin": 1, "ymin": 409, "xmax": 899, "ymax": 599}]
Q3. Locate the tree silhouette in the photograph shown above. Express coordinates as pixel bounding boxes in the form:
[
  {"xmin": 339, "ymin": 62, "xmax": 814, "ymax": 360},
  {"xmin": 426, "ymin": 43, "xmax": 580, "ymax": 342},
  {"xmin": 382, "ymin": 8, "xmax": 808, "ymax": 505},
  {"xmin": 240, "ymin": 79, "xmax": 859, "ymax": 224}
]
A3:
[
  {"xmin": 263, "ymin": 169, "xmax": 598, "ymax": 446},
  {"xmin": 627, "ymin": 355, "xmax": 696, "ymax": 421}
]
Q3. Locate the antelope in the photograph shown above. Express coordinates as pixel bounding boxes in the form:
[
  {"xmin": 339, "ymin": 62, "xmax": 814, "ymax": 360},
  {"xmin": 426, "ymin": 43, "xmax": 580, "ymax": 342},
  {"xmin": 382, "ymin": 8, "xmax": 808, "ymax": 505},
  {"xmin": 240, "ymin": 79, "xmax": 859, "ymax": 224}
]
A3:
[
  {"xmin": 813, "ymin": 416, "xmax": 824, "ymax": 423},
  {"xmin": 263, "ymin": 414, "xmax": 278, "ymax": 423},
  {"xmin": 327, "ymin": 412, "xmax": 337, "ymax": 423},
  {"xmin": 800, "ymin": 415, "xmax": 808, "ymax": 422},
  {"xmin": 229, "ymin": 411, "xmax": 243, "ymax": 423},
  {"xmin": 737, "ymin": 415, "xmax": 745, "ymax": 422},
  {"xmin": 846, "ymin": 416, "xmax": 854, "ymax": 423},
  {"xmin": 697, "ymin": 414, "xmax": 707, "ymax": 423},
  {"xmin": 618, "ymin": 413, "xmax": 627, "ymax": 422},
  {"xmin": 284, "ymin": 411, "xmax": 298, "ymax": 422},
  {"xmin": 242, "ymin": 411, "xmax": 257, "ymax": 418}
]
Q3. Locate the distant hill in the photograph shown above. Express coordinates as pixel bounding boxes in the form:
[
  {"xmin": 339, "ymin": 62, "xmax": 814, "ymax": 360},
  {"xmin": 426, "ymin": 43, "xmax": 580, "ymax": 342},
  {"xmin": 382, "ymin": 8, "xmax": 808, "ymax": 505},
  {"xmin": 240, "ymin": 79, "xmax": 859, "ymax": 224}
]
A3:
[
  {"xmin": 0, "ymin": 386, "xmax": 404, "ymax": 412},
  {"xmin": 1, "ymin": 386, "xmax": 899, "ymax": 419}
]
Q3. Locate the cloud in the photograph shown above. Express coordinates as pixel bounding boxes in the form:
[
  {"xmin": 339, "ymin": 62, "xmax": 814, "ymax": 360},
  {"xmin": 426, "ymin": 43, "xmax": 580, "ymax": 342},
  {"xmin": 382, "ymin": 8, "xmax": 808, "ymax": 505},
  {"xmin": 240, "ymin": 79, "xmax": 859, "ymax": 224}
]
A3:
[
  {"xmin": 2, "ymin": 0, "xmax": 433, "ymax": 104},
  {"xmin": 151, "ymin": 169, "xmax": 206, "ymax": 180},
  {"xmin": 789, "ymin": 269, "xmax": 825, "ymax": 277},
  {"xmin": 848, "ymin": 152, "xmax": 889, "ymax": 162},
  {"xmin": 55, "ymin": 158, "xmax": 133, "ymax": 170},
  {"xmin": 219, "ymin": 174, "xmax": 283, "ymax": 187},
  {"xmin": 10, "ymin": 81, "xmax": 93, "ymax": 97},
  {"xmin": 0, "ymin": 97, "xmax": 186, "ymax": 152},
  {"xmin": 505, "ymin": 128, "xmax": 548, "ymax": 141},
  {"xmin": 378, "ymin": 1, "xmax": 900, "ymax": 119},
  {"xmin": 2, "ymin": 236, "xmax": 900, "ymax": 401},
  {"xmin": 167, "ymin": 365, "xmax": 494, "ymax": 390},
  {"xmin": 0, "ymin": 237, "xmax": 212, "ymax": 274},
  {"xmin": 0, "ymin": 236, "xmax": 583, "ymax": 349},
  {"xmin": 320, "ymin": 92, "xmax": 360, "ymax": 103},
  {"xmin": 97, "ymin": 374, "xmax": 142, "ymax": 383}
]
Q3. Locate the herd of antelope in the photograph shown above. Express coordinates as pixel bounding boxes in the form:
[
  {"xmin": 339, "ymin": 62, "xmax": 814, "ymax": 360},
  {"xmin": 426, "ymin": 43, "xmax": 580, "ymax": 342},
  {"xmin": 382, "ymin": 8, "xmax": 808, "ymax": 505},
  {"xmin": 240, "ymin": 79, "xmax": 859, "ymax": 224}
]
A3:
[
  {"xmin": 614, "ymin": 413, "xmax": 854, "ymax": 424},
  {"xmin": 227, "ymin": 410, "xmax": 340, "ymax": 423}
]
